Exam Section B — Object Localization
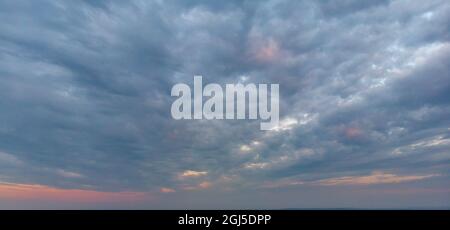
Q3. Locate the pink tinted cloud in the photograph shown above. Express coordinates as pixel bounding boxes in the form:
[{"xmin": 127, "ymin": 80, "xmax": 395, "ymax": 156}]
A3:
[
  {"xmin": 181, "ymin": 181, "xmax": 212, "ymax": 191},
  {"xmin": 160, "ymin": 187, "xmax": 176, "ymax": 193},
  {"xmin": 248, "ymin": 37, "xmax": 284, "ymax": 63},
  {"xmin": 254, "ymin": 39, "xmax": 280, "ymax": 62},
  {"xmin": 316, "ymin": 171, "xmax": 438, "ymax": 186},
  {"xmin": 344, "ymin": 127, "xmax": 363, "ymax": 139}
]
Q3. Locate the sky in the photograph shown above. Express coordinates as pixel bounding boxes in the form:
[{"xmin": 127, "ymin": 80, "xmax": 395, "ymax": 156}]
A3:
[{"xmin": 0, "ymin": 0, "xmax": 449, "ymax": 209}]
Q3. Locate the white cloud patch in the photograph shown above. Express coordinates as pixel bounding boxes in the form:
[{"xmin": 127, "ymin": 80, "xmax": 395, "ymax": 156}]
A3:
[{"xmin": 179, "ymin": 170, "xmax": 208, "ymax": 179}]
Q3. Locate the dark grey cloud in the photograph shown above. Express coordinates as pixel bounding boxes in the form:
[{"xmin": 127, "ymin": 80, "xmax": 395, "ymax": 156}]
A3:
[{"xmin": 0, "ymin": 0, "xmax": 449, "ymax": 208}]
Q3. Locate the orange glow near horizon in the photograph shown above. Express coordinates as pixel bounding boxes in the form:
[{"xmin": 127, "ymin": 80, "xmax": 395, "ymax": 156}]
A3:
[{"xmin": 0, "ymin": 182, "xmax": 150, "ymax": 203}]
